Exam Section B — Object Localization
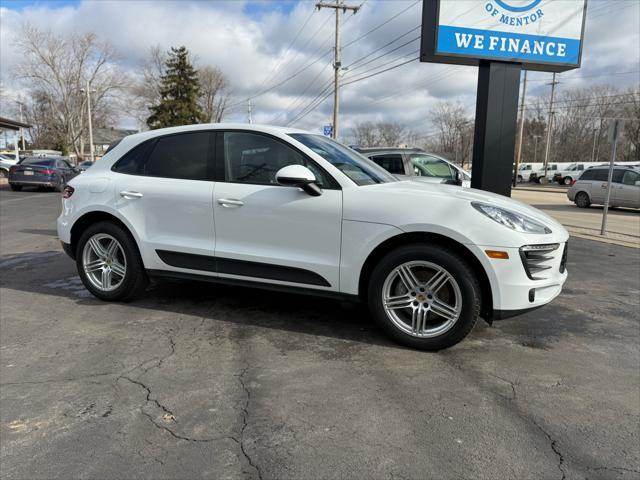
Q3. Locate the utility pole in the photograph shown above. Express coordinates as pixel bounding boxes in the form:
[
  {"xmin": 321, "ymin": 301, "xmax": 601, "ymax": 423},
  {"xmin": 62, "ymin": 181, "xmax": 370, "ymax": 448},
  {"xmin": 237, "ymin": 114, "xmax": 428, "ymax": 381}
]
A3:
[
  {"xmin": 247, "ymin": 99, "xmax": 252, "ymax": 124},
  {"xmin": 542, "ymin": 72, "xmax": 558, "ymax": 183},
  {"xmin": 80, "ymin": 80, "xmax": 95, "ymax": 162},
  {"xmin": 513, "ymin": 70, "xmax": 527, "ymax": 187},
  {"xmin": 316, "ymin": 0, "xmax": 360, "ymax": 140},
  {"xmin": 533, "ymin": 135, "xmax": 541, "ymax": 163},
  {"xmin": 18, "ymin": 102, "xmax": 26, "ymax": 150}
]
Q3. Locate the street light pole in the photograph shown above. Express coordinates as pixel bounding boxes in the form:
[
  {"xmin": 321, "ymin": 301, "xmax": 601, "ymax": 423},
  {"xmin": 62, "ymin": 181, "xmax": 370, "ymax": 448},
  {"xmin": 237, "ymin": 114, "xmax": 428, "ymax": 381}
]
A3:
[
  {"xmin": 533, "ymin": 135, "xmax": 540, "ymax": 163},
  {"xmin": 542, "ymin": 72, "xmax": 558, "ymax": 183}
]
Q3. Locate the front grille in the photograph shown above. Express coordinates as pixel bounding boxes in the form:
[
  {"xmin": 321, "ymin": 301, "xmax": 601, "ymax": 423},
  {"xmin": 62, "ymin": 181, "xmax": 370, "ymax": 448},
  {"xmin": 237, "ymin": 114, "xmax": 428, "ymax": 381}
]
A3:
[{"xmin": 519, "ymin": 243, "xmax": 560, "ymax": 280}]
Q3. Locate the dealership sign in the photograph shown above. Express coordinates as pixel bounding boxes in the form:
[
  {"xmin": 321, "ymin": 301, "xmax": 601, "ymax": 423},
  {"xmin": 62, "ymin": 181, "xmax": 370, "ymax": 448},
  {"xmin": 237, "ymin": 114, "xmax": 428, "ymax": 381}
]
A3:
[{"xmin": 421, "ymin": 0, "xmax": 587, "ymax": 72}]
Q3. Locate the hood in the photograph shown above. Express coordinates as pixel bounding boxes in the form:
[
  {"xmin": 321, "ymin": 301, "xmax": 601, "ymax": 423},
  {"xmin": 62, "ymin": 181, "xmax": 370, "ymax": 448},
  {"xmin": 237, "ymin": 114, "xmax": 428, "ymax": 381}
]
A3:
[{"xmin": 354, "ymin": 179, "xmax": 564, "ymax": 232}]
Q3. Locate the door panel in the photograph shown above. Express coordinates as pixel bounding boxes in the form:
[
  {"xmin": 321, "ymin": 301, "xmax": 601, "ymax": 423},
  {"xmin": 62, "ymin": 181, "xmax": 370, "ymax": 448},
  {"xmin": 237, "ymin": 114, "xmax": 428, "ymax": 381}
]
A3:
[
  {"xmin": 115, "ymin": 174, "xmax": 215, "ymax": 256},
  {"xmin": 213, "ymin": 182, "xmax": 342, "ymax": 289},
  {"xmin": 614, "ymin": 170, "xmax": 640, "ymax": 208}
]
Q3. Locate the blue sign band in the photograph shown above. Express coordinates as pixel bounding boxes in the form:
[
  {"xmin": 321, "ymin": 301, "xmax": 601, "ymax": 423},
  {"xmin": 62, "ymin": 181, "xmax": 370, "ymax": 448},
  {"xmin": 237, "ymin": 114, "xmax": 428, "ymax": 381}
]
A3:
[{"xmin": 437, "ymin": 25, "xmax": 580, "ymax": 65}]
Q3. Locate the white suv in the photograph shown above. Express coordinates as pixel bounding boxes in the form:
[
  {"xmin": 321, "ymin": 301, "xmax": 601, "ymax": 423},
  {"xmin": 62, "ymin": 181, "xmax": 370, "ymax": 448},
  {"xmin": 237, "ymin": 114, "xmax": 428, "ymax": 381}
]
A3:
[{"xmin": 57, "ymin": 124, "xmax": 569, "ymax": 350}]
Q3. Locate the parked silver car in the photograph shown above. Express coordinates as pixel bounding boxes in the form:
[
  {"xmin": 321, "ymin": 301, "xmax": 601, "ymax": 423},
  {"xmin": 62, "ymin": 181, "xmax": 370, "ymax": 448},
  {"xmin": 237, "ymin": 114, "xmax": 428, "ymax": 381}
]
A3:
[
  {"xmin": 567, "ymin": 166, "xmax": 640, "ymax": 209},
  {"xmin": 354, "ymin": 147, "xmax": 471, "ymax": 187}
]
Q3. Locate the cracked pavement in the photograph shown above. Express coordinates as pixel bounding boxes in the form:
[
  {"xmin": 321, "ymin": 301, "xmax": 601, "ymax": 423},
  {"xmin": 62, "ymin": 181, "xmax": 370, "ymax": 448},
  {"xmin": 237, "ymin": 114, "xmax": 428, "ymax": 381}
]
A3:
[{"xmin": 1, "ymin": 185, "xmax": 639, "ymax": 479}]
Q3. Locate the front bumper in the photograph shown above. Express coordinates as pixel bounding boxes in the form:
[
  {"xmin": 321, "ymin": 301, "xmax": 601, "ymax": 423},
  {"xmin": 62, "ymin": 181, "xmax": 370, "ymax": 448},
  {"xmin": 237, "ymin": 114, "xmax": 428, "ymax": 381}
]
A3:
[{"xmin": 470, "ymin": 242, "xmax": 568, "ymax": 315}]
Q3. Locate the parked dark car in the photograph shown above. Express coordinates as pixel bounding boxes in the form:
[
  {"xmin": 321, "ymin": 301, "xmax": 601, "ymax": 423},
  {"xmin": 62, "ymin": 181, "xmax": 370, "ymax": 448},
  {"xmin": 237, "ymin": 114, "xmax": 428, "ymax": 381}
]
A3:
[
  {"xmin": 77, "ymin": 160, "xmax": 95, "ymax": 172},
  {"xmin": 8, "ymin": 157, "xmax": 79, "ymax": 192}
]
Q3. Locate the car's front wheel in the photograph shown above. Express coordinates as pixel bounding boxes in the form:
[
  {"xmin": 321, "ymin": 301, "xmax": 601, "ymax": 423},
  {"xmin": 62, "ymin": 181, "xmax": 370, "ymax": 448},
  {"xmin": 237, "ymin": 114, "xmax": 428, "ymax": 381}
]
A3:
[
  {"xmin": 76, "ymin": 221, "xmax": 148, "ymax": 301},
  {"xmin": 368, "ymin": 244, "xmax": 480, "ymax": 351}
]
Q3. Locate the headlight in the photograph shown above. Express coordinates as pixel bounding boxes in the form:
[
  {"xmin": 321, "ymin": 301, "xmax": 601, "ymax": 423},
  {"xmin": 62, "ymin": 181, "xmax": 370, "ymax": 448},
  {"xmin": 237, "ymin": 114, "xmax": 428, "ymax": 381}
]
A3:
[{"xmin": 472, "ymin": 202, "xmax": 551, "ymax": 234}]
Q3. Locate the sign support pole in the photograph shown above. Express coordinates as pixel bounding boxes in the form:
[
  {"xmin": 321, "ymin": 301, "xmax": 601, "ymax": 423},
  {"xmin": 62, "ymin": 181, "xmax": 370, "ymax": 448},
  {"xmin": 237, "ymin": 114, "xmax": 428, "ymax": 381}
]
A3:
[
  {"xmin": 601, "ymin": 119, "xmax": 623, "ymax": 236},
  {"xmin": 470, "ymin": 61, "xmax": 521, "ymax": 197}
]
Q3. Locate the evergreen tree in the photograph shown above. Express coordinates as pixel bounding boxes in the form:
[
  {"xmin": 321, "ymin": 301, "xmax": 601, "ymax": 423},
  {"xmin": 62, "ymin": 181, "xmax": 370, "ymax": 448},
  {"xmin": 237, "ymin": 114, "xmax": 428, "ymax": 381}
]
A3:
[{"xmin": 147, "ymin": 46, "xmax": 203, "ymax": 129}]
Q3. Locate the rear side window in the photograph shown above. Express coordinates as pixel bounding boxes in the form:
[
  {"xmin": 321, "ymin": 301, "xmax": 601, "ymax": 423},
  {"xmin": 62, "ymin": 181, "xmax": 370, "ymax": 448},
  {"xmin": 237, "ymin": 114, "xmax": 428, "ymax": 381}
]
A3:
[
  {"xmin": 112, "ymin": 132, "xmax": 211, "ymax": 181},
  {"xmin": 612, "ymin": 169, "xmax": 625, "ymax": 183},
  {"xmin": 622, "ymin": 170, "xmax": 640, "ymax": 186},
  {"xmin": 21, "ymin": 158, "xmax": 56, "ymax": 167},
  {"xmin": 146, "ymin": 132, "xmax": 210, "ymax": 180},
  {"xmin": 370, "ymin": 154, "xmax": 404, "ymax": 175},
  {"xmin": 580, "ymin": 169, "xmax": 610, "ymax": 181}
]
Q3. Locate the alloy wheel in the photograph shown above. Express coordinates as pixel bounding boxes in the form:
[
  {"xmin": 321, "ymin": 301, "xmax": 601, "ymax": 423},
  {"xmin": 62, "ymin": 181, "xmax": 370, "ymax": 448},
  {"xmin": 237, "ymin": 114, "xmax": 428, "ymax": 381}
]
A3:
[
  {"xmin": 382, "ymin": 261, "xmax": 462, "ymax": 338},
  {"xmin": 81, "ymin": 233, "xmax": 127, "ymax": 292}
]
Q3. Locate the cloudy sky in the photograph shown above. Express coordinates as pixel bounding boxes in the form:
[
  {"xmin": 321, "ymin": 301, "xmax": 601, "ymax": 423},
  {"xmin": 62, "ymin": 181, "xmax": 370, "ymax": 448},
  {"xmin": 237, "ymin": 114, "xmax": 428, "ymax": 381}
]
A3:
[{"xmin": 1, "ymin": 0, "xmax": 639, "ymax": 137}]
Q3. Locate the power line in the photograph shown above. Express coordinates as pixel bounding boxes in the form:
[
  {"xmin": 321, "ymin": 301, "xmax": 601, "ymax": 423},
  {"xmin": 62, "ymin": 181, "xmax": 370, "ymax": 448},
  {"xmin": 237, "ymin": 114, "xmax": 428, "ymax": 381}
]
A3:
[
  {"xmin": 342, "ymin": 0, "xmax": 420, "ymax": 49},
  {"xmin": 346, "ymin": 25, "xmax": 420, "ymax": 69}
]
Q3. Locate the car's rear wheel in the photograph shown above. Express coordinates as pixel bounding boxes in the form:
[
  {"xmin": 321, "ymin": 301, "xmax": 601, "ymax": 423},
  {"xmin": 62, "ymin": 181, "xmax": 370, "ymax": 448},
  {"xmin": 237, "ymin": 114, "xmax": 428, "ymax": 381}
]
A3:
[
  {"xmin": 9, "ymin": 184, "xmax": 22, "ymax": 191},
  {"xmin": 367, "ymin": 244, "xmax": 480, "ymax": 351},
  {"xmin": 76, "ymin": 221, "xmax": 148, "ymax": 301},
  {"xmin": 575, "ymin": 192, "xmax": 591, "ymax": 208},
  {"xmin": 563, "ymin": 176, "xmax": 573, "ymax": 186},
  {"xmin": 0, "ymin": 169, "xmax": 7, "ymax": 178}
]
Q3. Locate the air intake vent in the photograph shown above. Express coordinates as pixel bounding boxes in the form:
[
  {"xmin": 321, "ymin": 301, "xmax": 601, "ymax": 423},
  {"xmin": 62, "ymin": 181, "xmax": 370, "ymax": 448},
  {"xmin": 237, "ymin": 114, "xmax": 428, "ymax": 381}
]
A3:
[{"xmin": 519, "ymin": 243, "xmax": 560, "ymax": 280}]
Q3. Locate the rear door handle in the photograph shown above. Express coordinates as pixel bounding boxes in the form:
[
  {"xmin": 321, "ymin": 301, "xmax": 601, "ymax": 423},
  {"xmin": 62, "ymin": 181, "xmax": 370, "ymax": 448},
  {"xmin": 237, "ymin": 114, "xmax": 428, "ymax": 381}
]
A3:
[
  {"xmin": 217, "ymin": 198, "xmax": 244, "ymax": 207},
  {"xmin": 120, "ymin": 191, "xmax": 143, "ymax": 199}
]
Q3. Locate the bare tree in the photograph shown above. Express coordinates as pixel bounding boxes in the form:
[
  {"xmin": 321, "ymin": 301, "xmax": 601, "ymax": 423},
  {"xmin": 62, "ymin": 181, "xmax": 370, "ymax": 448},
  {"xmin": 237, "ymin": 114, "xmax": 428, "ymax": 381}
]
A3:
[
  {"xmin": 13, "ymin": 24, "xmax": 128, "ymax": 158},
  {"xmin": 428, "ymin": 101, "xmax": 473, "ymax": 167},
  {"xmin": 130, "ymin": 45, "xmax": 166, "ymax": 127},
  {"xmin": 352, "ymin": 121, "xmax": 379, "ymax": 147},
  {"xmin": 198, "ymin": 66, "xmax": 229, "ymax": 123},
  {"xmin": 377, "ymin": 121, "xmax": 406, "ymax": 146}
]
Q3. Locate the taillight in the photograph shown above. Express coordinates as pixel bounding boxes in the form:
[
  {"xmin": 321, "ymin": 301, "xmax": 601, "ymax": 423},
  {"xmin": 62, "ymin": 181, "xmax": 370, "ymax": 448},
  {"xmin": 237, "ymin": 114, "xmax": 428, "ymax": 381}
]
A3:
[
  {"xmin": 63, "ymin": 185, "xmax": 75, "ymax": 199},
  {"xmin": 42, "ymin": 169, "xmax": 55, "ymax": 175},
  {"xmin": 9, "ymin": 165, "xmax": 17, "ymax": 174},
  {"xmin": 570, "ymin": 179, "xmax": 576, "ymax": 186}
]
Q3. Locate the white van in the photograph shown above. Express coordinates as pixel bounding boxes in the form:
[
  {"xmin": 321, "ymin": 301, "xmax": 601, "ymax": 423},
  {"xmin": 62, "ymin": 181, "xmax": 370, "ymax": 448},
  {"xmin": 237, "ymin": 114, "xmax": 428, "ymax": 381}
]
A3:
[{"xmin": 517, "ymin": 162, "xmax": 543, "ymax": 182}]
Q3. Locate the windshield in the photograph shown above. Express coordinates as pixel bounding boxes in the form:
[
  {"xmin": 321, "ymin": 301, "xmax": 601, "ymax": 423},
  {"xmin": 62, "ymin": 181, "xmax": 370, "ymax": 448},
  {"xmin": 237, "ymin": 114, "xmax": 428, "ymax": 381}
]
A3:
[{"xmin": 288, "ymin": 133, "xmax": 396, "ymax": 186}]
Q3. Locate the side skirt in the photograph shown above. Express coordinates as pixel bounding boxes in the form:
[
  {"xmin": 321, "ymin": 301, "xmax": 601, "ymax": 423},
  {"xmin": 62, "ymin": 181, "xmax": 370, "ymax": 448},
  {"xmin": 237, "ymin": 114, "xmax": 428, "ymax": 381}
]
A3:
[{"xmin": 146, "ymin": 269, "xmax": 360, "ymax": 303}]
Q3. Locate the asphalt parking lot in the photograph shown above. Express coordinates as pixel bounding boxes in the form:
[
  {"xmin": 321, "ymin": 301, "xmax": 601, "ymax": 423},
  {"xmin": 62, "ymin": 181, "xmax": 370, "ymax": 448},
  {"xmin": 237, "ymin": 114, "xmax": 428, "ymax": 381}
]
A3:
[{"xmin": 1, "ymin": 184, "xmax": 639, "ymax": 480}]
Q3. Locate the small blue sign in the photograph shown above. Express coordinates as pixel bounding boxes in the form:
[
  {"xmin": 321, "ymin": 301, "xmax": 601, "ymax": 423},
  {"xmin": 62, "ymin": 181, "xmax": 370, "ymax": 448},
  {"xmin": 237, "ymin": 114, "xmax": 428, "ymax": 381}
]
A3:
[{"xmin": 323, "ymin": 125, "xmax": 333, "ymax": 137}]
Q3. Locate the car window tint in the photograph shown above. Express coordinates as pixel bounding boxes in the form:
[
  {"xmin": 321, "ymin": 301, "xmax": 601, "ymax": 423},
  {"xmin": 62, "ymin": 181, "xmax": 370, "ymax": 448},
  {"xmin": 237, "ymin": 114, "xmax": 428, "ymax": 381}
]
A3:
[
  {"xmin": 223, "ymin": 132, "xmax": 331, "ymax": 187},
  {"xmin": 409, "ymin": 154, "xmax": 453, "ymax": 178},
  {"xmin": 622, "ymin": 170, "xmax": 640, "ymax": 186},
  {"xmin": 112, "ymin": 141, "xmax": 155, "ymax": 175},
  {"xmin": 370, "ymin": 154, "xmax": 404, "ymax": 174},
  {"xmin": 146, "ymin": 132, "xmax": 209, "ymax": 180}
]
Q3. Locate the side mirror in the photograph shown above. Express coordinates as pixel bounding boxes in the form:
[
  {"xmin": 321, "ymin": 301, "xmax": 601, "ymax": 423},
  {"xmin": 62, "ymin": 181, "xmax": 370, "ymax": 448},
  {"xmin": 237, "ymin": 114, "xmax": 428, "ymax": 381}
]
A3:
[{"xmin": 275, "ymin": 165, "xmax": 322, "ymax": 196}]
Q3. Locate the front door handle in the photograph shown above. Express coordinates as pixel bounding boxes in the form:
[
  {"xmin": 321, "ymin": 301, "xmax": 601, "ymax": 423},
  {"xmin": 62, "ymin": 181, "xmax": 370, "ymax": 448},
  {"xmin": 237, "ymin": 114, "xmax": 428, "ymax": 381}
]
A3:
[
  {"xmin": 120, "ymin": 191, "xmax": 143, "ymax": 199},
  {"xmin": 217, "ymin": 198, "xmax": 244, "ymax": 207}
]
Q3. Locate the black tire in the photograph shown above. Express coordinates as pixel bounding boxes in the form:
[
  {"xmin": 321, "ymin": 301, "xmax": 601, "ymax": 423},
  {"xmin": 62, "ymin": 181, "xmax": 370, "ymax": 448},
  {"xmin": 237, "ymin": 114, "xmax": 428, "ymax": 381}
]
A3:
[
  {"xmin": 517, "ymin": 175, "xmax": 523, "ymax": 183},
  {"xmin": 563, "ymin": 176, "xmax": 573, "ymax": 186},
  {"xmin": 76, "ymin": 221, "xmax": 148, "ymax": 301},
  {"xmin": 9, "ymin": 184, "xmax": 22, "ymax": 191},
  {"xmin": 367, "ymin": 244, "xmax": 480, "ymax": 351},
  {"xmin": 575, "ymin": 191, "xmax": 591, "ymax": 208},
  {"xmin": 0, "ymin": 169, "xmax": 7, "ymax": 178}
]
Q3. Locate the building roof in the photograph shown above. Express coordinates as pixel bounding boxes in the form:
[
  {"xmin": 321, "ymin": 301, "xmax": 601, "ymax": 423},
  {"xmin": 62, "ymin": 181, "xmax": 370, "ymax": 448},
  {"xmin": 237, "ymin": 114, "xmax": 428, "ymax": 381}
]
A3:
[
  {"xmin": 92, "ymin": 127, "xmax": 139, "ymax": 145},
  {"xmin": 0, "ymin": 117, "xmax": 31, "ymax": 131}
]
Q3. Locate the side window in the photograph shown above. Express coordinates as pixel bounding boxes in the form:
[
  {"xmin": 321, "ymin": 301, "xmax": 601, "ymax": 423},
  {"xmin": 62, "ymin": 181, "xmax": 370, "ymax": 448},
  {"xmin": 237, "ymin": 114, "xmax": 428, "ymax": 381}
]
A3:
[
  {"xmin": 370, "ymin": 154, "xmax": 404, "ymax": 175},
  {"xmin": 593, "ymin": 170, "xmax": 609, "ymax": 181},
  {"xmin": 410, "ymin": 154, "xmax": 454, "ymax": 178},
  {"xmin": 579, "ymin": 169, "xmax": 595, "ymax": 180},
  {"xmin": 146, "ymin": 132, "xmax": 210, "ymax": 180},
  {"xmin": 223, "ymin": 131, "xmax": 332, "ymax": 187},
  {"xmin": 622, "ymin": 170, "xmax": 640, "ymax": 186},
  {"xmin": 611, "ymin": 169, "xmax": 625, "ymax": 184}
]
